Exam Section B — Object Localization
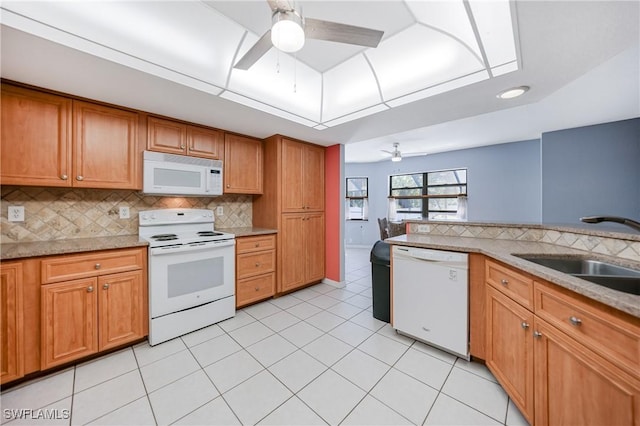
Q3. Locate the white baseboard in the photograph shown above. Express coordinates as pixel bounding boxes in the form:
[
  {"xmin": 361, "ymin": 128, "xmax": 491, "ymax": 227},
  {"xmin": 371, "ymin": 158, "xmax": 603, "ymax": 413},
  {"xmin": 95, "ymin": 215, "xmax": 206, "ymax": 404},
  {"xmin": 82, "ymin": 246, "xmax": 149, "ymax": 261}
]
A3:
[{"xmin": 322, "ymin": 278, "xmax": 346, "ymax": 288}]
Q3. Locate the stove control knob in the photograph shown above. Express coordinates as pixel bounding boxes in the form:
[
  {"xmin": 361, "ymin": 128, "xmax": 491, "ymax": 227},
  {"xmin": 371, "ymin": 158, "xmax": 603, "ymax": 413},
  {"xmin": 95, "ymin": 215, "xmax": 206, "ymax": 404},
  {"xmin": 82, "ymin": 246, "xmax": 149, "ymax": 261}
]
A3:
[
  {"xmin": 151, "ymin": 214, "xmax": 156, "ymax": 220},
  {"xmin": 141, "ymin": 214, "xmax": 148, "ymax": 221}
]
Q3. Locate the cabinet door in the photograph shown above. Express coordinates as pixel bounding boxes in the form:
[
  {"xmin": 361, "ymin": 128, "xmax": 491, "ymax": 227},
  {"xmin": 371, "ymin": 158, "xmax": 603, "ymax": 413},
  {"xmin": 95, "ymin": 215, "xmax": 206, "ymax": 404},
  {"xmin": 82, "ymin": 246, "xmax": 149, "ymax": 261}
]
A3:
[
  {"xmin": 304, "ymin": 213, "xmax": 325, "ymax": 283},
  {"xmin": 41, "ymin": 278, "xmax": 98, "ymax": 369},
  {"xmin": 73, "ymin": 101, "xmax": 140, "ymax": 189},
  {"xmin": 98, "ymin": 271, "xmax": 146, "ymax": 351},
  {"xmin": 303, "ymin": 144, "xmax": 325, "ymax": 211},
  {"xmin": 1, "ymin": 84, "xmax": 72, "ymax": 186},
  {"xmin": 281, "ymin": 139, "xmax": 304, "ymax": 211},
  {"xmin": 1, "ymin": 262, "xmax": 24, "ymax": 384},
  {"xmin": 187, "ymin": 126, "xmax": 223, "ymax": 159},
  {"xmin": 224, "ymin": 133, "xmax": 263, "ymax": 194},
  {"xmin": 534, "ymin": 318, "xmax": 640, "ymax": 426},
  {"xmin": 147, "ymin": 116, "xmax": 187, "ymax": 155},
  {"xmin": 486, "ymin": 287, "xmax": 534, "ymax": 424},
  {"xmin": 280, "ymin": 214, "xmax": 306, "ymax": 292}
]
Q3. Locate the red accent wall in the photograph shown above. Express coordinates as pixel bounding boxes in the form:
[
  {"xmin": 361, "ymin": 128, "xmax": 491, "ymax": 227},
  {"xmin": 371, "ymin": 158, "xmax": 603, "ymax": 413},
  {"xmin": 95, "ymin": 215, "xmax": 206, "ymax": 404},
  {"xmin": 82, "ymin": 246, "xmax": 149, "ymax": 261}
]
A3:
[{"xmin": 325, "ymin": 144, "xmax": 341, "ymax": 282}]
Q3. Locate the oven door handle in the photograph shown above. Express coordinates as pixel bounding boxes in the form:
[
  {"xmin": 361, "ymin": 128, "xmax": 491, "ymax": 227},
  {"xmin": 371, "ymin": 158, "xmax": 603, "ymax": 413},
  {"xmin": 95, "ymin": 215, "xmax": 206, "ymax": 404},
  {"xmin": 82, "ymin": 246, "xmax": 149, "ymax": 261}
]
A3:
[{"xmin": 150, "ymin": 239, "xmax": 235, "ymax": 256}]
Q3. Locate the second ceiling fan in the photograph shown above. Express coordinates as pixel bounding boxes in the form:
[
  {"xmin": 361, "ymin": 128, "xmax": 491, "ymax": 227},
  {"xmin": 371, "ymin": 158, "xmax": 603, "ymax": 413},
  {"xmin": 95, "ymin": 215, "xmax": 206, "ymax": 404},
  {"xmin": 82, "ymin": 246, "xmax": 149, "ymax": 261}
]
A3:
[{"xmin": 234, "ymin": 0, "xmax": 384, "ymax": 70}]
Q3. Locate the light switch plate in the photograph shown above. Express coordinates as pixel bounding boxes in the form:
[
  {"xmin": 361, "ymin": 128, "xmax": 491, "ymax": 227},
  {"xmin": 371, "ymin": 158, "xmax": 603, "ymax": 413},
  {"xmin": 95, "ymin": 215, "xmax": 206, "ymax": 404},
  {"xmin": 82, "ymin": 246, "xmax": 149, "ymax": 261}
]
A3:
[
  {"xmin": 216, "ymin": 206, "xmax": 224, "ymax": 216},
  {"xmin": 8, "ymin": 206, "xmax": 25, "ymax": 222},
  {"xmin": 119, "ymin": 206, "xmax": 130, "ymax": 219}
]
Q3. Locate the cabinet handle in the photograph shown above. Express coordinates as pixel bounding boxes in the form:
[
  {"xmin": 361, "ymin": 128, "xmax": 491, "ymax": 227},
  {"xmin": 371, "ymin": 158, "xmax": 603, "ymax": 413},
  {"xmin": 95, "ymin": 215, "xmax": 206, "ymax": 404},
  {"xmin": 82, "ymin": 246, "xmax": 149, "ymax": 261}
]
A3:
[
  {"xmin": 255, "ymin": 262, "xmax": 260, "ymax": 267},
  {"xmin": 500, "ymin": 279, "xmax": 509, "ymax": 286},
  {"xmin": 255, "ymin": 243, "xmax": 260, "ymax": 247},
  {"xmin": 533, "ymin": 331, "xmax": 543, "ymax": 338},
  {"xmin": 569, "ymin": 316, "xmax": 582, "ymax": 326},
  {"xmin": 95, "ymin": 263, "xmax": 101, "ymax": 270},
  {"xmin": 521, "ymin": 322, "xmax": 530, "ymax": 329},
  {"xmin": 76, "ymin": 175, "xmax": 84, "ymax": 181},
  {"xmin": 60, "ymin": 174, "xmax": 68, "ymax": 180},
  {"xmin": 87, "ymin": 286, "xmax": 94, "ymax": 293},
  {"xmin": 180, "ymin": 144, "xmax": 185, "ymax": 149},
  {"xmin": 255, "ymin": 287, "xmax": 260, "ymax": 292},
  {"xmin": 103, "ymin": 283, "xmax": 110, "ymax": 290},
  {"xmin": 226, "ymin": 184, "xmax": 230, "ymax": 188}
]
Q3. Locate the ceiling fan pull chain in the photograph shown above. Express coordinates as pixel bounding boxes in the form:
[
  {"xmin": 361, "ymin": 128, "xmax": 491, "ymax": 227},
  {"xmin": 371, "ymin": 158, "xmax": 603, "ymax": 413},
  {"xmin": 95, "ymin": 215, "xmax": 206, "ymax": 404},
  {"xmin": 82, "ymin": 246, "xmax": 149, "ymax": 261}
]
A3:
[{"xmin": 293, "ymin": 51, "xmax": 297, "ymax": 93}]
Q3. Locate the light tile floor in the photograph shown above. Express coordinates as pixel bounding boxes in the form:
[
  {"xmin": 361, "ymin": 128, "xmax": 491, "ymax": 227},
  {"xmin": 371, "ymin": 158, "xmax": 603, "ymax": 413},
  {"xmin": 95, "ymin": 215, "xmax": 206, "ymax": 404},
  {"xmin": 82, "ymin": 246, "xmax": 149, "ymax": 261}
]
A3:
[{"xmin": 1, "ymin": 248, "xmax": 529, "ymax": 426}]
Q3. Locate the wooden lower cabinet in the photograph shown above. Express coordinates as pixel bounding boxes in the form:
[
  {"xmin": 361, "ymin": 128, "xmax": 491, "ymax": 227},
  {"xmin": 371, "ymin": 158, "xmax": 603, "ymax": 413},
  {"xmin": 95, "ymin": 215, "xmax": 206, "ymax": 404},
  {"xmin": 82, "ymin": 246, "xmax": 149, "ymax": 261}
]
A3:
[
  {"xmin": 41, "ymin": 278, "xmax": 98, "ymax": 369},
  {"xmin": 235, "ymin": 235, "xmax": 276, "ymax": 307},
  {"xmin": 41, "ymin": 270, "xmax": 145, "ymax": 369},
  {"xmin": 483, "ymin": 258, "xmax": 640, "ymax": 426},
  {"xmin": 533, "ymin": 318, "xmax": 640, "ymax": 426},
  {"xmin": 486, "ymin": 286, "xmax": 535, "ymax": 424},
  {"xmin": 280, "ymin": 213, "xmax": 324, "ymax": 293},
  {"xmin": 1, "ymin": 262, "xmax": 24, "ymax": 384},
  {"xmin": 98, "ymin": 271, "xmax": 145, "ymax": 351}
]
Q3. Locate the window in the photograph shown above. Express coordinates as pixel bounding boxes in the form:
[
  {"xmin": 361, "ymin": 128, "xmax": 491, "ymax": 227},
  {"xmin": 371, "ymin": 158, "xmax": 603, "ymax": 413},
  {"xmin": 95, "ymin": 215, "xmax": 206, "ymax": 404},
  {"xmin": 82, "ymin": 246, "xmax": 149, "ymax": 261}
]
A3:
[
  {"xmin": 346, "ymin": 177, "xmax": 368, "ymax": 220},
  {"xmin": 389, "ymin": 169, "xmax": 467, "ymax": 220}
]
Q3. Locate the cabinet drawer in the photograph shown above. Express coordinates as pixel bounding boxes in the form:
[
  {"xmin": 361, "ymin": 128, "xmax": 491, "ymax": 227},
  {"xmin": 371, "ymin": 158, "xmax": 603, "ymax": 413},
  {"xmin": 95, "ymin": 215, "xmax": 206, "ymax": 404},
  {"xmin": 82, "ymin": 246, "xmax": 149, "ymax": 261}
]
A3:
[
  {"xmin": 534, "ymin": 281, "xmax": 640, "ymax": 378},
  {"xmin": 237, "ymin": 273, "xmax": 275, "ymax": 307},
  {"xmin": 41, "ymin": 248, "xmax": 144, "ymax": 284},
  {"xmin": 486, "ymin": 260, "xmax": 534, "ymax": 310},
  {"xmin": 236, "ymin": 235, "xmax": 276, "ymax": 254},
  {"xmin": 237, "ymin": 250, "xmax": 275, "ymax": 280}
]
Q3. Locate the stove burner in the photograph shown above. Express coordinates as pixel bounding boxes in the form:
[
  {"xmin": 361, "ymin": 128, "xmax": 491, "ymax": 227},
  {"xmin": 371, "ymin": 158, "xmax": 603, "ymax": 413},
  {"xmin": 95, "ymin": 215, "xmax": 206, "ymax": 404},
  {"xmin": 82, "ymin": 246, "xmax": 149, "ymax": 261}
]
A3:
[
  {"xmin": 197, "ymin": 231, "xmax": 223, "ymax": 237},
  {"xmin": 151, "ymin": 233, "xmax": 178, "ymax": 241}
]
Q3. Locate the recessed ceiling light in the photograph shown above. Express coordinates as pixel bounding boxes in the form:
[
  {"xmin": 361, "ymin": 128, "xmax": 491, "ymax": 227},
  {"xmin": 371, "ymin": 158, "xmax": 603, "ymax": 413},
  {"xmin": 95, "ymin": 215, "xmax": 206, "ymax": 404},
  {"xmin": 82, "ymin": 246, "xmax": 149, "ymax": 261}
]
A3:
[{"xmin": 496, "ymin": 86, "xmax": 529, "ymax": 99}]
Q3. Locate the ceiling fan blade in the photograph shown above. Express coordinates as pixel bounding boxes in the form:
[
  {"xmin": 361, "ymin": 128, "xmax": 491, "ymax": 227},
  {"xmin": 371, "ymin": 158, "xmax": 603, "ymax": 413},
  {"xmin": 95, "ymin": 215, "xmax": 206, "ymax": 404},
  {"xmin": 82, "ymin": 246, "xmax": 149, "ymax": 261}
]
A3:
[
  {"xmin": 304, "ymin": 18, "xmax": 384, "ymax": 48},
  {"xmin": 267, "ymin": 0, "xmax": 294, "ymax": 12},
  {"xmin": 234, "ymin": 30, "xmax": 273, "ymax": 70}
]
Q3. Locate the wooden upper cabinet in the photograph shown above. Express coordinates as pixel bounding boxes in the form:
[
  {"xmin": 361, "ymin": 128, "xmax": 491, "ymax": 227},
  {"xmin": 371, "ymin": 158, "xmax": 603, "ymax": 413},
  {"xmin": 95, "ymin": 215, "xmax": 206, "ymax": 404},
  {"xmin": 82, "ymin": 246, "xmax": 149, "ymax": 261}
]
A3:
[
  {"xmin": 1, "ymin": 84, "xmax": 72, "ymax": 186},
  {"xmin": 224, "ymin": 133, "xmax": 263, "ymax": 194},
  {"xmin": 187, "ymin": 126, "xmax": 223, "ymax": 159},
  {"xmin": 281, "ymin": 138, "xmax": 324, "ymax": 212},
  {"xmin": 147, "ymin": 116, "xmax": 186, "ymax": 155},
  {"xmin": 148, "ymin": 116, "xmax": 223, "ymax": 159},
  {"xmin": 1, "ymin": 262, "xmax": 24, "ymax": 384},
  {"xmin": 73, "ymin": 101, "xmax": 141, "ymax": 189}
]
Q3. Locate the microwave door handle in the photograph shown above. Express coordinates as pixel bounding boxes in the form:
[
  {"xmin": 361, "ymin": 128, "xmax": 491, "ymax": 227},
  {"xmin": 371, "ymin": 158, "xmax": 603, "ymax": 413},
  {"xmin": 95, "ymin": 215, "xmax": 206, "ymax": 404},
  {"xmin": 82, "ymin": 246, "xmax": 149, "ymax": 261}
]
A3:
[{"xmin": 205, "ymin": 169, "xmax": 212, "ymax": 193}]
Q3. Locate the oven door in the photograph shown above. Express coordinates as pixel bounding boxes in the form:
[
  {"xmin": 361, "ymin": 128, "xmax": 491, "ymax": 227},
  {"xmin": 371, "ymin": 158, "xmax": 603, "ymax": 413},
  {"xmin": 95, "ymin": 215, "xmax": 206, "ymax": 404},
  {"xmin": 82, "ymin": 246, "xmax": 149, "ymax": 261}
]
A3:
[{"xmin": 149, "ymin": 239, "xmax": 235, "ymax": 318}]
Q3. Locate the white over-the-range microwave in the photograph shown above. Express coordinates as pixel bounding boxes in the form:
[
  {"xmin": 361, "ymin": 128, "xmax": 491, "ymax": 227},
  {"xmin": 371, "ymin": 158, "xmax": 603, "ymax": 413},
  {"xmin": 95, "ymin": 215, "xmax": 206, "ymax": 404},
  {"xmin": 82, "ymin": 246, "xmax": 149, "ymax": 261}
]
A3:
[{"xmin": 142, "ymin": 150, "xmax": 223, "ymax": 196}]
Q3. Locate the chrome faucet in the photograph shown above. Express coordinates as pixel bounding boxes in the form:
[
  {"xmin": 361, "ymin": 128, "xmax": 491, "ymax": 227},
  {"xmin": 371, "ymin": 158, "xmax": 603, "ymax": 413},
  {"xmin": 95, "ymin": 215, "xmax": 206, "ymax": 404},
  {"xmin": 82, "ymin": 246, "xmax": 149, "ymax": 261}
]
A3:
[{"xmin": 580, "ymin": 216, "xmax": 640, "ymax": 232}]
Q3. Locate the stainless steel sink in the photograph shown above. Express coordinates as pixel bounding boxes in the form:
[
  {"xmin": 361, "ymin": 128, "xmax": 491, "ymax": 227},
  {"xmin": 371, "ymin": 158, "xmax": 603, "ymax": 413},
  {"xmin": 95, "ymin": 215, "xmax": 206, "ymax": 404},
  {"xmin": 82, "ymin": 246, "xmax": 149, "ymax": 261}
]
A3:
[{"xmin": 514, "ymin": 255, "xmax": 640, "ymax": 295}]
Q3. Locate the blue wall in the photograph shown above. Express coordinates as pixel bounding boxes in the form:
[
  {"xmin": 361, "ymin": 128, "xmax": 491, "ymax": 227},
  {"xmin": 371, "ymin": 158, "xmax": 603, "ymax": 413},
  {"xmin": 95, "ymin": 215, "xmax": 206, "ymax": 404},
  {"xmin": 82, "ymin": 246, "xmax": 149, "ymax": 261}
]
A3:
[
  {"xmin": 345, "ymin": 117, "xmax": 640, "ymax": 247},
  {"xmin": 345, "ymin": 139, "xmax": 542, "ymax": 246},
  {"xmin": 541, "ymin": 118, "xmax": 640, "ymax": 231}
]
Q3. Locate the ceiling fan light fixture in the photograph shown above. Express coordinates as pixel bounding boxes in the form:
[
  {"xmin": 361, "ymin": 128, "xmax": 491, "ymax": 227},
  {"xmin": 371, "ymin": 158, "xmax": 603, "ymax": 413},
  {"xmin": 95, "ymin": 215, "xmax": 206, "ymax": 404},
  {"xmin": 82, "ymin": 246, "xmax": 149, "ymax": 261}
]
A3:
[
  {"xmin": 391, "ymin": 152, "xmax": 402, "ymax": 162},
  {"xmin": 496, "ymin": 85, "xmax": 529, "ymax": 100},
  {"xmin": 271, "ymin": 11, "xmax": 305, "ymax": 53}
]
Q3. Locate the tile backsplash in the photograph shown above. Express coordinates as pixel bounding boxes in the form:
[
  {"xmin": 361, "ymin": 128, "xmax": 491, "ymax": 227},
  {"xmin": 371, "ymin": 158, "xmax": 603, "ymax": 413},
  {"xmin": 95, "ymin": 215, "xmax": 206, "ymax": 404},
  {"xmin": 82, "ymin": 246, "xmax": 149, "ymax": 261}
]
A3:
[
  {"xmin": 1, "ymin": 186, "xmax": 252, "ymax": 243},
  {"xmin": 407, "ymin": 222, "xmax": 640, "ymax": 262}
]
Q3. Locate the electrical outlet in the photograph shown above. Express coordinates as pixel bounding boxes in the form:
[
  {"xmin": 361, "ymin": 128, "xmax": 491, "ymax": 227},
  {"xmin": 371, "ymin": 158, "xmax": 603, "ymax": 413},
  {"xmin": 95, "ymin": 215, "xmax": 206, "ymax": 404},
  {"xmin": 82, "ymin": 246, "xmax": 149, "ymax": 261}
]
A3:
[
  {"xmin": 416, "ymin": 224, "xmax": 431, "ymax": 233},
  {"xmin": 8, "ymin": 206, "xmax": 25, "ymax": 222},
  {"xmin": 119, "ymin": 206, "xmax": 130, "ymax": 219},
  {"xmin": 216, "ymin": 206, "xmax": 224, "ymax": 216}
]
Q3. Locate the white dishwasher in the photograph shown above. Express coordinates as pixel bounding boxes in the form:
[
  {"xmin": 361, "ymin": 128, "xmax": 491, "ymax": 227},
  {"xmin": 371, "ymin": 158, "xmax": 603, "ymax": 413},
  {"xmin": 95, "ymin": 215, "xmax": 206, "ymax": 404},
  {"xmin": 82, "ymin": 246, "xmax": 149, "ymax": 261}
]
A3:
[{"xmin": 392, "ymin": 245, "xmax": 469, "ymax": 359}]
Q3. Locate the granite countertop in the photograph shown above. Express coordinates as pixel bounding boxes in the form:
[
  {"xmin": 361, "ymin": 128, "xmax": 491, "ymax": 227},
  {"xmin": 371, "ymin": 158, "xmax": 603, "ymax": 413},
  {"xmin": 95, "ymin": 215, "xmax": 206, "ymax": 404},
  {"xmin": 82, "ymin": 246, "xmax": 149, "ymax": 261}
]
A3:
[
  {"xmin": 386, "ymin": 233, "xmax": 640, "ymax": 318},
  {"xmin": 217, "ymin": 227, "xmax": 277, "ymax": 237},
  {"xmin": 1, "ymin": 235, "xmax": 148, "ymax": 260}
]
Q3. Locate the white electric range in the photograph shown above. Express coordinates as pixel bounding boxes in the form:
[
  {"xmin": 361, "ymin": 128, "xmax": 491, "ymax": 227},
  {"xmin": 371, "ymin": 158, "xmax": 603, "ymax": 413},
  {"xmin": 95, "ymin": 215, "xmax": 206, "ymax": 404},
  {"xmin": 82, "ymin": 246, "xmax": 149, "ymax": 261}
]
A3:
[{"xmin": 139, "ymin": 208, "xmax": 235, "ymax": 345}]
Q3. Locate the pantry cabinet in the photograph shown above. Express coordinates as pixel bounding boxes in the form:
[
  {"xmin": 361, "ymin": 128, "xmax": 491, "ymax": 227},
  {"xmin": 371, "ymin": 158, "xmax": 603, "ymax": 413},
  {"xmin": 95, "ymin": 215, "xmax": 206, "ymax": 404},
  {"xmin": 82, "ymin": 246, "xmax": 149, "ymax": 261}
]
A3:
[
  {"xmin": 235, "ymin": 234, "xmax": 276, "ymax": 307},
  {"xmin": 147, "ymin": 116, "xmax": 223, "ymax": 160},
  {"xmin": 281, "ymin": 138, "xmax": 324, "ymax": 212},
  {"xmin": 0, "ymin": 83, "xmax": 142, "ymax": 189},
  {"xmin": 254, "ymin": 135, "xmax": 325, "ymax": 294},
  {"xmin": 40, "ymin": 248, "xmax": 147, "ymax": 369},
  {"xmin": 483, "ymin": 258, "xmax": 640, "ymax": 426},
  {"xmin": 224, "ymin": 133, "xmax": 263, "ymax": 194},
  {"xmin": 1, "ymin": 262, "xmax": 24, "ymax": 384}
]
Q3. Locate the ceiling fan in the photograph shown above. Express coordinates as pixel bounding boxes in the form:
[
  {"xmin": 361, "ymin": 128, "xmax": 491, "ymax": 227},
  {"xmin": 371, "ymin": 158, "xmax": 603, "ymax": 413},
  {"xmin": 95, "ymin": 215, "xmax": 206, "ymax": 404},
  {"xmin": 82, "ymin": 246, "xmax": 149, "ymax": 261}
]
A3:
[
  {"xmin": 234, "ymin": 0, "xmax": 384, "ymax": 70},
  {"xmin": 381, "ymin": 143, "xmax": 429, "ymax": 162}
]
